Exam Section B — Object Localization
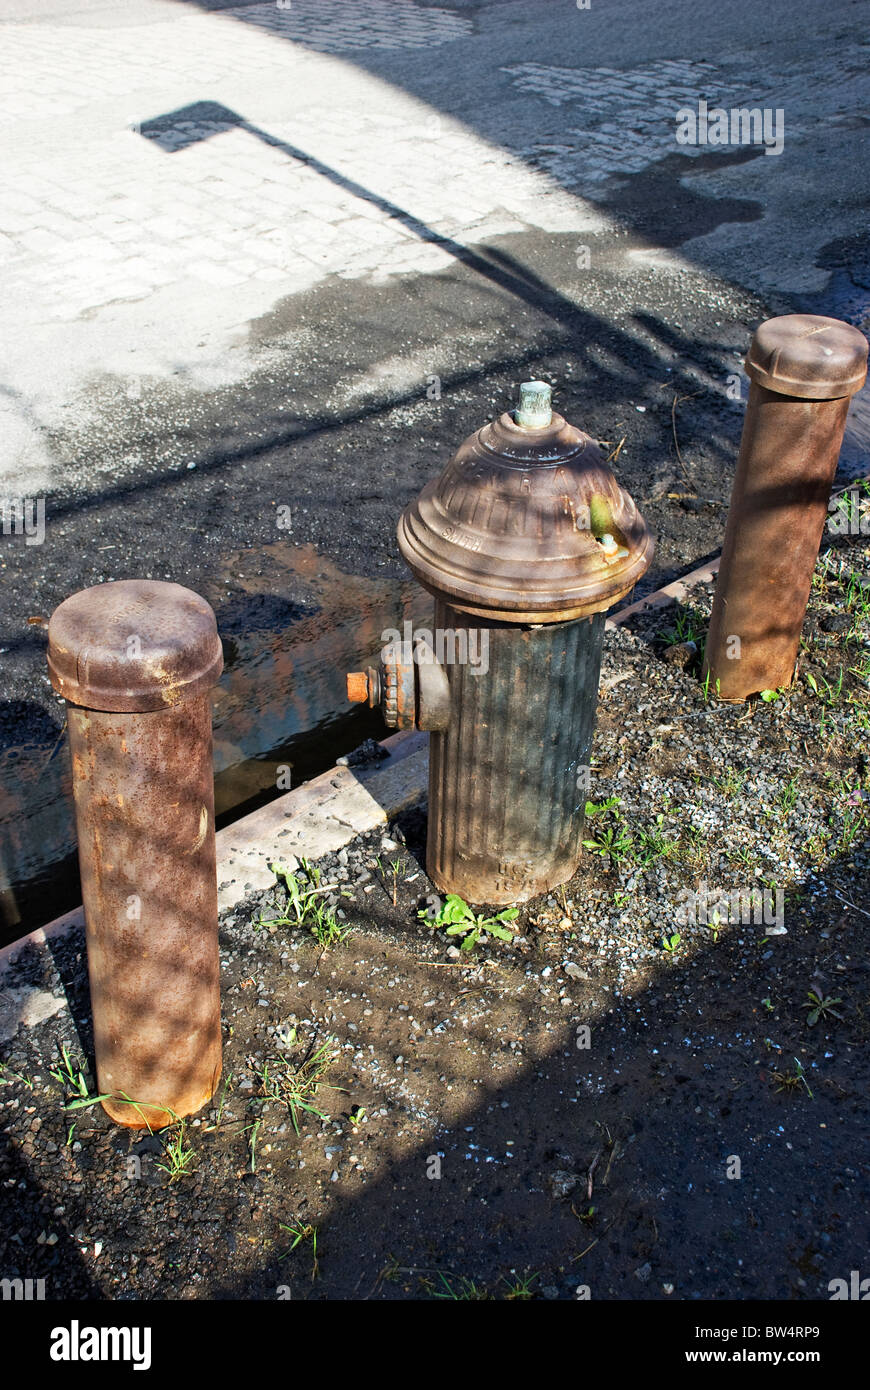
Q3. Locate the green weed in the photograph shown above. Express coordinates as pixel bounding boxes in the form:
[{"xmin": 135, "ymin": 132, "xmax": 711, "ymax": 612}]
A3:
[
  {"xmin": 251, "ymin": 1037, "xmax": 343, "ymax": 1134},
  {"xmin": 803, "ymin": 991, "xmax": 844, "ymax": 1027},
  {"xmin": 156, "ymin": 1120, "xmax": 196, "ymax": 1182},
  {"xmin": 420, "ymin": 893, "xmax": 518, "ymax": 952},
  {"xmin": 261, "ymin": 860, "xmax": 348, "ymax": 948}
]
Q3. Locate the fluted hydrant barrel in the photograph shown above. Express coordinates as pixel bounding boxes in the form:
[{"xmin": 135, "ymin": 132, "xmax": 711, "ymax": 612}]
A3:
[
  {"xmin": 47, "ymin": 580, "xmax": 224, "ymax": 1129},
  {"xmin": 703, "ymin": 314, "xmax": 868, "ymax": 701},
  {"xmin": 425, "ymin": 598, "xmax": 606, "ymax": 904},
  {"xmin": 349, "ymin": 382, "xmax": 653, "ymax": 905}
]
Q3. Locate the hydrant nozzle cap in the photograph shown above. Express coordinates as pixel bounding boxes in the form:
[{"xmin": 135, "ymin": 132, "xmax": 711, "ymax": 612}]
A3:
[
  {"xmin": 744, "ymin": 314, "xmax": 868, "ymax": 400},
  {"xmin": 47, "ymin": 580, "xmax": 224, "ymax": 712},
  {"xmin": 515, "ymin": 380, "xmax": 553, "ymax": 429},
  {"xmin": 346, "ymin": 672, "xmax": 370, "ymax": 704}
]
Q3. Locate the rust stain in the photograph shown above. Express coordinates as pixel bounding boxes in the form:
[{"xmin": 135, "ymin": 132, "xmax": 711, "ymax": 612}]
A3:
[{"xmin": 48, "ymin": 582, "xmax": 224, "ymax": 1129}]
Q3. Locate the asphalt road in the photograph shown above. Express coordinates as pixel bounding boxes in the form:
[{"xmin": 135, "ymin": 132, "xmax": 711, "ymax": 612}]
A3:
[{"xmin": 0, "ymin": 0, "xmax": 868, "ymax": 930}]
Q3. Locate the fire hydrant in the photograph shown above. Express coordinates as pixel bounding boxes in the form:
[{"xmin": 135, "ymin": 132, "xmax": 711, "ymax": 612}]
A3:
[{"xmin": 348, "ymin": 382, "xmax": 653, "ymax": 904}]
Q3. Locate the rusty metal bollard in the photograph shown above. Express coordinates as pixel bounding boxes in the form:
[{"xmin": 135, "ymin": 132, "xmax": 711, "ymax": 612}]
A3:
[
  {"xmin": 47, "ymin": 580, "xmax": 224, "ymax": 1129},
  {"xmin": 703, "ymin": 314, "xmax": 868, "ymax": 701},
  {"xmin": 348, "ymin": 382, "xmax": 653, "ymax": 905}
]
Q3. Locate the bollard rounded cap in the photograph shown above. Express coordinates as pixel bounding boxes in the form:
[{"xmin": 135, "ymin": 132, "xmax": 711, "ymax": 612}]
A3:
[
  {"xmin": 398, "ymin": 387, "xmax": 653, "ymax": 622},
  {"xmin": 47, "ymin": 580, "xmax": 224, "ymax": 712},
  {"xmin": 745, "ymin": 314, "xmax": 868, "ymax": 400}
]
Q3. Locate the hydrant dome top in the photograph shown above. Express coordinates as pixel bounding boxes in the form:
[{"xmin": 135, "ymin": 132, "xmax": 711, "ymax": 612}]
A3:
[
  {"xmin": 744, "ymin": 314, "xmax": 868, "ymax": 400},
  {"xmin": 397, "ymin": 396, "xmax": 654, "ymax": 622},
  {"xmin": 47, "ymin": 579, "xmax": 224, "ymax": 712}
]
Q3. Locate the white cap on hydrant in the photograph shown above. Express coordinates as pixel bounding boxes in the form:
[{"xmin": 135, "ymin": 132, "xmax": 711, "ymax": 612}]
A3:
[{"xmin": 515, "ymin": 380, "xmax": 553, "ymax": 429}]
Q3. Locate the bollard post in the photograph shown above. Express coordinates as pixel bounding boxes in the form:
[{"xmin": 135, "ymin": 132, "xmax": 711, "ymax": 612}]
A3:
[
  {"xmin": 47, "ymin": 580, "xmax": 224, "ymax": 1129},
  {"xmin": 703, "ymin": 314, "xmax": 868, "ymax": 701}
]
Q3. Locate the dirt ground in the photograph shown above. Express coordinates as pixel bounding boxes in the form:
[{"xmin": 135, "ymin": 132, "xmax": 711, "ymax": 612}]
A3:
[{"xmin": 1, "ymin": 516, "xmax": 868, "ymax": 1301}]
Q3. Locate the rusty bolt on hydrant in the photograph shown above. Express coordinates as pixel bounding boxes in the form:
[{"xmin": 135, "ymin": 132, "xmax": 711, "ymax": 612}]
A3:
[
  {"xmin": 348, "ymin": 381, "xmax": 653, "ymax": 905},
  {"xmin": 703, "ymin": 314, "xmax": 868, "ymax": 702},
  {"xmin": 47, "ymin": 580, "xmax": 224, "ymax": 1128}
]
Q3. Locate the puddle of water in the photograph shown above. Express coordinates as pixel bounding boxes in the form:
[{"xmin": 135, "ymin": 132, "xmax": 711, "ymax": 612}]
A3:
[
  {"xmin": 205, "ymin": 540, "xmax": 429, "ymax": 811},
  {"xmin": 0, "ymin": 741, "xmax": 78, "ymax": 938},
  {"xmin": 0, "ymin": 543, "xmax": 429, "ymax": 947}
]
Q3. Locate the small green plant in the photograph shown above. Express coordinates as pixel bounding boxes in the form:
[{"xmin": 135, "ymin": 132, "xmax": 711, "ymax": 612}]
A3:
[
  {"xmin": 583, "ymin": 823, "xmax": 634, "ymax": 864},
  {"xmin": 680, "ymin": 824, "xmax": 710, "ymax": 866},
  {"xmin": 419, "ymin": 894, "xmax": 518, "ymax": 952},
  {"xmin": 49, "ymin": 1043, "xmax": 90, "ymax": 1099},
  {"xmin": 761, "ymin": 997, "xmax": 774, "ymax": 1014},
  {"xmin": 778, "ymin": 776, "xmax": 800, "ymax": 815},
  {"xmin": 376, "ymin": 855, "xmax": 408, "ymax": 907},
  {"xmin": 661, "ymin": 932, "xmax": 681, "ymax": 954},
  {"xmin": 427, "ymin": 1273, "xmax": 491, "ymax": 1301},
  {"xmin": 156, "ymin": 1120, "xmax": 196, "ymax": 1182},
  {"xmin": 849, "ymin": 704, "xmax": 870, "ymax": 732},
  {"xmin": 805, "ymin": 667, "xmax": 845, "ymax": 707},
  {"xmin": 309, "ymin": 910, "xmax": 348, "ymax": 950},
  {"xmin": 848, "ymin": 650, "xmax": 870, "ymax": 684},
  {"xmin": 244, "ymin": 1117, "xmax": 263, "ymax": 1172},
  {"xmin": 205, "ymin": 1070, "xmax": 234, "ymax": 1132},
  {"xmin": 582, "ymin": 794, "xmax": 634, "ymax": 865},
  {"xmin": 279, "ymin": 1221, "xmax": 320, "ymax": 1280},
  {"xmin": 712, "ymin": 767, "xmax": 747, "ymax": 799},
  {"xmin": 804, "ymin": 824, "xmax": 832, "ymax": 865},
  {"xmin": 500, "ymin": 1271, "xmax": 539, "ymax": 1300},
  {"xmin": 843, "ymin": 569, "xmax": 870, "ymax": 616},
  {"xmin": 662, "ymin": 606, "xmax": 705, "ymax": 647},
  {"xmin": 584, "ymin": 795, "xmax": 621, "ymax": 818},
  {"xmin": 759, "ymin": 688, "xmax": 781, "ymax": 703},
  {"xmin": 252, "ymin": 1037, "xmax": 342, "ymax": 1134},
  {"xmin": 261, "ymin": 860, "xmax": 347, "ymax": 948},
  {"xmin": 379, "ymin": 1255, "xmax": 402, "ymax": 1285},
  {"xmin": 771, "ymin": 1058, "xmax": 813, "ymax": 1098},
  {"xmin": 0, "ymin": 1062, "xmax": 33, "ymax": 1089},
  {"xmin": 634, "ymin": 814, "xmax": 676, "ymax": 867},
  {"xmin": 803, "ymin": 991, "xmax": 844, "ymax": 1027},
  {"xmin": 700, "ymin": 670, "xmax": 721, "ymax": 703},
  {"xmin": 48, "ymin": 1052, "xmax": 172, "ymax": 1126}
]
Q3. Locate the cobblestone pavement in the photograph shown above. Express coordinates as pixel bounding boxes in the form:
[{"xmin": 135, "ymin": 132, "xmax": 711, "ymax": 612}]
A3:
[
  {"xmin": 0, "ymin": 4, "xmax": 582, "ymax": 327},
  {"xmin": 1, "ymin": 0, "xmax": 867, "ymax": 493},
  {"xmin": 0, "ymin": 0, "xmax": 608, "ymax": 489},
  {"xmin": 504, "ymin": 43, "xmax": 870, "ymax": 183},
  {"xmin": 223, "ymin": 0, "xmax": 474, "ymax": 51}
]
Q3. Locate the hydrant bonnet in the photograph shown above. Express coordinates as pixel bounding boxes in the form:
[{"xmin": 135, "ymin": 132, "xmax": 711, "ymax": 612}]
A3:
[{"xmin": 397, "ymin": 389, "xmax": 653, "ymax": 622}]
